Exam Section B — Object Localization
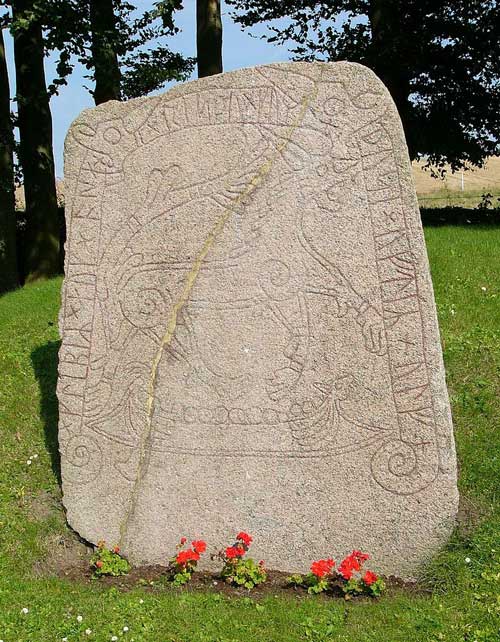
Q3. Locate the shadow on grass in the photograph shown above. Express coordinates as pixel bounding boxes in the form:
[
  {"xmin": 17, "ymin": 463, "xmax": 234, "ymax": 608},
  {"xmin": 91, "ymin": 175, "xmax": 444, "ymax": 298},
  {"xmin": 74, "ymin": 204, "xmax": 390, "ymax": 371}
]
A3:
[
  {"xmin": 420, "ymin": 206, "xmax": 500, "ymax": 227},
  {"xmin": 31, "ymin": 340, "xmax": 61, "ymax": 485}
]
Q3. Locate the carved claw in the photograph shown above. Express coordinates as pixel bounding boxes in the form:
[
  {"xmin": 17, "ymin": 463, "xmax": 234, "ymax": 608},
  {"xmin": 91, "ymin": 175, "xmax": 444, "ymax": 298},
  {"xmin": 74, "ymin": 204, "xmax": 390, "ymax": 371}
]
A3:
[{"xmin": 357, "ymin": 305, "xmax": 387, "ymax": 356}]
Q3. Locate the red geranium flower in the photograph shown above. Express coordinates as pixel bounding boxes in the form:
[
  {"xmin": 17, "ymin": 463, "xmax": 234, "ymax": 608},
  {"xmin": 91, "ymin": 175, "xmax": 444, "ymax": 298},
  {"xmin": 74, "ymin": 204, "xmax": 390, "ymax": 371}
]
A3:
[
  {"xmin": 96, "ymin": 560, "xmax": 103, "ymax": 569},
  {"xmin": 176, "ymin": 550, "xmax": 190, "ymax": 565},
  {"xmin": 363, "ymin": 570, "xmax": 378, "ymax": 586},
  {"xmin": 192, "ymin": 540, "xmax": 206, "ymax": 554},
  {"xmin": 352, "ymin": 550, "xmax": 369, "ymax": 564},
  {"xmin": 113, "ymin": 546, "xmax": 120, "ymax": 554},
  {"xmin": 311, "ymin": 561, "xmax": 326, "ymax": 578},
  {"xmin": 176, "ymin": 548, "xmax": 200, "ymax": 566},
  {"xmin": 310, "ymin": 558, "xmax": 335, "ymax": 578},
  {"xmin": 337, "ymin": 560, "xmax": 353, "ymax": 580},
  {"xmin": 180, "ymin": 537, "xmax": 187, "ymax": 545},
  {"xmin": 338, "ymin": 554, "xmax": 360, "ymax": 580},
  {"xmin": 236, "ymin": 532, "xmax": 252, "ymax": 547},
  {"xmin": 226, "ymin": 545, "xmax": 245, "ymax": 559}
]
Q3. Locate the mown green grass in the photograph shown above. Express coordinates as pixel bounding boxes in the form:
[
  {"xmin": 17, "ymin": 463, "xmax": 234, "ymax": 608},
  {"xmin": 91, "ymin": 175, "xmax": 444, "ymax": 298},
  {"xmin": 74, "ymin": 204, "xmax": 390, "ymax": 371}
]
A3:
[{"xmin": 0, "ymin": 224, "xmax": 499, "ymax": 642}]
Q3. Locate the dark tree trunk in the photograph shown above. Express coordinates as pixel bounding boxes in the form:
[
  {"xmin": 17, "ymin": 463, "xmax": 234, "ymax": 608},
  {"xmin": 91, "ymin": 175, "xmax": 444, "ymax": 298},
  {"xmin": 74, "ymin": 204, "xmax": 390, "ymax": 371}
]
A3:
[
  {"xmin": 12, "ymin": 0, "xmax": 60, "ymax": 282},
  {"xmin": 368, "ymin": 0, "xmax": 414, "ymax": 155},
  {"xmin": 90, "ymin": 0, "xmax": 121, "ymax": 104},
  {"xmin": 0, "ymin": 28, "xmax": 18, "ymax": 293},
  {"xmin": 197, "ymin": 0, "xmax": 223, "ymax": 77}
]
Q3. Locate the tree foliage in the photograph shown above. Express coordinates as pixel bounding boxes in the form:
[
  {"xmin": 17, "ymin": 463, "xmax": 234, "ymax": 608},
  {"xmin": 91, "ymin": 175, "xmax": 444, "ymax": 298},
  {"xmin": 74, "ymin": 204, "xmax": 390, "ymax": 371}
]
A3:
[
  {"xmin": 39, "ymin": 0, "xmax": 195, "ymax": 103},
  {"xmin": 227, "ymin": 0, "xmax": 500, "ymax": 170},
  {"xmin": 84, "ymin": 0, "xmax": 195, "ymax": 101},
  {"xmin": 3, "ymin": 1, "xmax": 194, "ymax": 102}
]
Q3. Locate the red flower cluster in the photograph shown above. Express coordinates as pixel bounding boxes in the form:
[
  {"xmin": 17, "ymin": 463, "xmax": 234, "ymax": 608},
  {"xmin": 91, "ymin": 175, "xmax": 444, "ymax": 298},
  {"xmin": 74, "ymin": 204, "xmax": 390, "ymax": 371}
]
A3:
[
  {"xmin": 338, "ymin": 556, "xmax": 359, "ymax": 580},
  {"xmin": 176, "ymin": 548, "xmax": 200, "ymax": 565},
  {"xmin": 224, "ymin": 531, "xmax": 254, "ymax": 562},
  {"xmin": 338, "ymin": 550, "xmax": 370, "ymax": 580},
  {"xmin": 192, "ymin": 540, "xmax": 207, "ymax": 554},
  {"xmin": 362, "ymin": 570, "xmax": 378, "ymax": 586},
  {"xmin": 292, "ymin": 549, "xmax": 382, "ymax": 597},
  {"xmin": 236, "ymin": 532, "xmax": 252, "ymax": 547},
  {"xmin": 175, "ymin": 538, "xmax": 207, "ymax": 568},
  {"xmin": 310, "ymin": 558, "xmax": 335, "ymax": 578},
  {"xmin": 225, "ymin": 545, "xmax": 245, "ymax": 559}
]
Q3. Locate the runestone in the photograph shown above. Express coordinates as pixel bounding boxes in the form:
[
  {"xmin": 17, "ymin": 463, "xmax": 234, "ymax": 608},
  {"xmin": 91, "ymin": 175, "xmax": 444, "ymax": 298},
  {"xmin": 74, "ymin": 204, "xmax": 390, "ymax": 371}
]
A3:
[{"xmin": 58, "ymin": 62, "xmax": 458, "ymax": 578}]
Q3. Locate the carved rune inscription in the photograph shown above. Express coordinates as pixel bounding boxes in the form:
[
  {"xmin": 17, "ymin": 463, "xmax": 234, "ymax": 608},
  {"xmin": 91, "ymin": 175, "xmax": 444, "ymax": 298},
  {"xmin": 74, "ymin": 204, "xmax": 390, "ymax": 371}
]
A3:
[{"xmin": 58, "ymin": 62, "xmax": 458, "ymax": 578}]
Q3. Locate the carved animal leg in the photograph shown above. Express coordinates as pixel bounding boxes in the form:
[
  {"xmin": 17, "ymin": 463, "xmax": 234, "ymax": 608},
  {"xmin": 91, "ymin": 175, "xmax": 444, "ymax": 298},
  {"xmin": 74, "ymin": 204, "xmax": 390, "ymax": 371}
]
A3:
[{"xmin": 265, "ymin": 296, "xmax": 309, "ymax": 401}]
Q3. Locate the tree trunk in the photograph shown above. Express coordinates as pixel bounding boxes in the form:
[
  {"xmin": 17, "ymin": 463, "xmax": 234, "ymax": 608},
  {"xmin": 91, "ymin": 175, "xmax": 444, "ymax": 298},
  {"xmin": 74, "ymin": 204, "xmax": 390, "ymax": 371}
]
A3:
[
  {"xmin": 368, "ymin": 0, "xmax": 414, "ymax": 155},
  {"xmin": 197, "ymin": 0, "xmax": 223, "ymax": 77},
  {"xmin": 12, "ymin": 0, "xmax": 60, "ymax": 282},
  {"xmin": 90, "ymin": 0, "xmax": 121, "ymax": 104},
  {"xmin": 0, "ymin": 27, "xmax": 18, "ymax": 293}
]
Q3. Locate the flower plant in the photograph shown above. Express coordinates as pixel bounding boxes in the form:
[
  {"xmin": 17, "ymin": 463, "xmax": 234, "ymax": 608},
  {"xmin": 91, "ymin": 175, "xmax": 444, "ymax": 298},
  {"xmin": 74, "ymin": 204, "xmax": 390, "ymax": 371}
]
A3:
[
  {"xmin": 288, "ymin": 550, "xmax": 385, "ymax": 598},
  {"xmin": 217, "ymin": 532, "xmax": 267, "ymax": 589},
  {"xmin": 338, "ymin": 551, "xmax": 386, "ymax": 598},
  {"xmin": 288, "ymin": 557, "xmax": 336, "ymax": 594},
  {"xmin": 90, "ymin": 540, "xmax": 131, "ymax": 577},
  {"xmin": 168, "ymin": 537, "xmax": 206, "ymax": 586}
]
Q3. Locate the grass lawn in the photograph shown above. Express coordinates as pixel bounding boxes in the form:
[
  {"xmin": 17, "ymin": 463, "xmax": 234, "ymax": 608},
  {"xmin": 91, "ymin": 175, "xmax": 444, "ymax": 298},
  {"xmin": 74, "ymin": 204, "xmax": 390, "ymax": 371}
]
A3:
[{"xmin": 0, "ymin": 224, "xmax": 499, "ymax": 642}]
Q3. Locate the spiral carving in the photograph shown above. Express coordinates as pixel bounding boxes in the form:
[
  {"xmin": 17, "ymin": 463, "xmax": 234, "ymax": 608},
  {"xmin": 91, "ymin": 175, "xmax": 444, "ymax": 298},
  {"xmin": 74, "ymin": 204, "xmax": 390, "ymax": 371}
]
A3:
[
  {"xmin": 120, "ymin": 278, "xmax": 170, "ymax": 329},
  {"xmin": 62, "ymin": 435, "xmax": 102, "ymax": 485},
  {"xmin": 259, "ymin": 259, "xmax": 296, "ymax": 301},
  {"xmin": 371, "ymin": 439, "xmax": 438, "ymax": 495}
]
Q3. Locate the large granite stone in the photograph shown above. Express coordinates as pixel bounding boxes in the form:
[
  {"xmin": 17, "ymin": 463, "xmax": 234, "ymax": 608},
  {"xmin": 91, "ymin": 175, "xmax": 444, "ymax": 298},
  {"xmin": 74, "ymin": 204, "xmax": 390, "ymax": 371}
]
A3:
[{"xmin": 58, "ymin": 62, "xmax": 458, "ymax": 578}]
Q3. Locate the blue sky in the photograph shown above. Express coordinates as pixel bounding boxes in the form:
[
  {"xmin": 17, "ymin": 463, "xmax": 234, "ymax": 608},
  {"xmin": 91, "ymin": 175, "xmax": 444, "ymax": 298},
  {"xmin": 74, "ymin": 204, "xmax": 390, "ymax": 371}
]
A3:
[{"xmin": 3, "ymin": 0, "xmax": 290, "ymax": 177}]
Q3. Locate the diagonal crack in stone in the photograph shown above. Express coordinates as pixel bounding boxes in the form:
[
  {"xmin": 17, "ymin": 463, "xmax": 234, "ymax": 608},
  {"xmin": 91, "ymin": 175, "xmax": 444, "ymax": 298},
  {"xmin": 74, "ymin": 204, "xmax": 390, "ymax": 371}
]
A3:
[{"xmin": 118, "ymin": 75, "xmax": 321, "ymax": 548}]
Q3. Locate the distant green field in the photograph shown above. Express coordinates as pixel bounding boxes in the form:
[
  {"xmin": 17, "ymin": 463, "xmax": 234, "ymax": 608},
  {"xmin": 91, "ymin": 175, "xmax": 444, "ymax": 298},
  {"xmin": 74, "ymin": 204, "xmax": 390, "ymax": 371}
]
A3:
[
  {"xmin": 418, "ymin": 188, "xmax": 500, "ymax": 209},
  {"xmin": 0, "ymin": 224, "xmax": 499, "ymax": 642}
]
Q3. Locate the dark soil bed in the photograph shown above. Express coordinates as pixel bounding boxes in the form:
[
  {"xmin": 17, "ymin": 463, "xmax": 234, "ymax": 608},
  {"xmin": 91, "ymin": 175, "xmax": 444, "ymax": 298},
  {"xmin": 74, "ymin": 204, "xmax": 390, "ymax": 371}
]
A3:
[{"xmin": 57, "ymin": 562, "xmax": 425, "ymax": 600}]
